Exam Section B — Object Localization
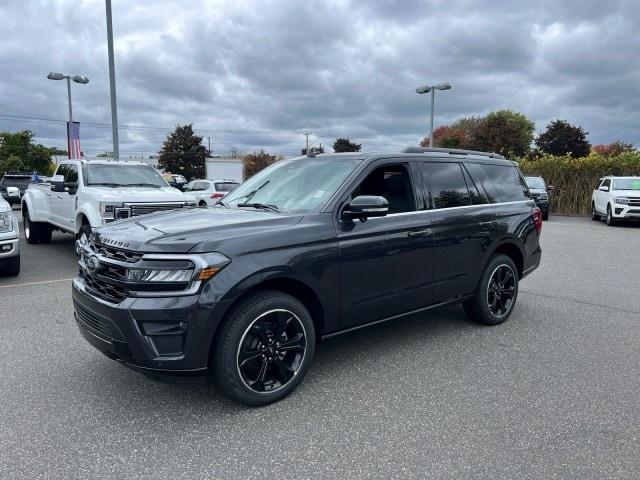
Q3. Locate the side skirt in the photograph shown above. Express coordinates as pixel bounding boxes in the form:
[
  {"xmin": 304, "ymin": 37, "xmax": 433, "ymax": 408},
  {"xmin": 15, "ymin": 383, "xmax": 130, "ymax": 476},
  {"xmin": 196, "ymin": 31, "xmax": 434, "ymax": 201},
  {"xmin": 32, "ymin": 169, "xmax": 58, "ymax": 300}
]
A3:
[{"xmin": 321, "ymin": 294, "xmax": 475, "ymax": 340}]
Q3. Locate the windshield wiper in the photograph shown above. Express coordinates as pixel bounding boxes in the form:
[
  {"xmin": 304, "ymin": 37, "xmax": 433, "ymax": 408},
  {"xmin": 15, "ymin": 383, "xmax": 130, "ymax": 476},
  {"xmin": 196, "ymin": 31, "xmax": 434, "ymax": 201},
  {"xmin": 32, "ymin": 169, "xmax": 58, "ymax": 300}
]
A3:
[
  {"xmin": 237, "ymin": 202, "xmax": 280, "ymax": 213},
  {"xmin": 87, "ymin": 182, "xmax": 121, "ymax": 187},
  {"xmin": 122, "ymin": 183, "xmax": 162, "ymax": 188},
  {"xmin": 234, "ymin": 180, "xmax": 270, "ymax": 203},
  {"xmin": 215, "ymin": 200, "xmax": 229, "ymax": 208}
]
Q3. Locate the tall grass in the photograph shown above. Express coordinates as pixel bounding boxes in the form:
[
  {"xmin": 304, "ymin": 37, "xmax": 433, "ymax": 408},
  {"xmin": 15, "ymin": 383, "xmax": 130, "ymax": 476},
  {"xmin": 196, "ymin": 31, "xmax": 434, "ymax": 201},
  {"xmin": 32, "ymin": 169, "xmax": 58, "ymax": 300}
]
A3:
[{"xmin": 518, "ymin": 153, "xmax": 640, "ymax": 215}]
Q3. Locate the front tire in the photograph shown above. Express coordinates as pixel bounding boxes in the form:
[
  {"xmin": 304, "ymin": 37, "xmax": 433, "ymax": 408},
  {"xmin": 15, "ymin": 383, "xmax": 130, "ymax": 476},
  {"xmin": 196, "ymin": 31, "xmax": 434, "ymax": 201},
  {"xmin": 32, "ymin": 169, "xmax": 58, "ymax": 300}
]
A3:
[
  {"xmin": 463, "ymin": 254, "xmax": 519, "ymax": 326},
  {"xmin": 591, "ymin": 203, "xmax": 600, "ymax": 221},
  {"xmin": 1, "ymin": 256, "xmax": 20, "ymax": 276},
  {"xmin": 212, "ymin": 290, "xmax": 316, "ymax": 406},
  {"xmin": 606, "ymin": 205, "xmax": 616, "ymax": 226}
]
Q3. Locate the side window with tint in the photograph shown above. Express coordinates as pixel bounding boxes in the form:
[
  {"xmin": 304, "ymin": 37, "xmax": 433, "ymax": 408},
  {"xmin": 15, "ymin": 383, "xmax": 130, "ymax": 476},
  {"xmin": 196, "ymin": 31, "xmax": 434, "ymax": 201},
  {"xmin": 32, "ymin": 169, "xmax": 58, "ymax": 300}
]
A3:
[
  {"xmin": 66, "ymin": 165, "xmax": 79, "ymax": 183},
  {"xmin": 55, "ymin": 164, "xmax": 69, "ymax": 179},
  {"xmin": 463, "ymin": 163, "xmax": 495, "ymax": 203},
  {"xmin": 461, "ymin": 166, "xmax": 487, "ymax": 205},
  {"xmin": 349, "ymin": 164, "xmax": 416, "ymax": 214},
  {"xmin": 480, "ymin": 164, "xmax": 529, "ymax": 202},
  {"xmin": 601, "ymin": 179, "xmax": 611, "ymax": 189},
  {"xmin": 421, "ymin": 162, "xmax": 471, "ymax": 209}
]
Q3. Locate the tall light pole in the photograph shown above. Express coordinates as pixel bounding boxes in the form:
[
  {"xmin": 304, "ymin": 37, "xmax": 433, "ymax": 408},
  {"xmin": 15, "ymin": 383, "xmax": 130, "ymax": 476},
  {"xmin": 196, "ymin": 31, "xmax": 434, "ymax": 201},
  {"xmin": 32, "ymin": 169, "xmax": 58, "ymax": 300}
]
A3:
[
  {"xmin": 105, "ymin": 0, "xmax": 119, "ymax": 159},
  {"xmin": 46, "ymin": 72, "xmax": 89, "ymax": 122},
  {"xmin": 415, "ymin": 83, "xmax": 451, "ymax": 147}
]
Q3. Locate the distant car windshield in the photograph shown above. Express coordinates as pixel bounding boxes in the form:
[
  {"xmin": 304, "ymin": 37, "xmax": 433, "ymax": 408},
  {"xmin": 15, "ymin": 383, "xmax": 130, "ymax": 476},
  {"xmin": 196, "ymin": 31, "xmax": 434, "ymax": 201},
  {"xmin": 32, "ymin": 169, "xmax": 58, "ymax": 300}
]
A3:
[
  {"xmin": 525, "ymin": 176, "xmax": 546, "ymax": 189},
  {"xmin": 612, "ymin": 178, "xmax": 640, "ymax": 190},
  {"xmin": 223, "ymin": 157, "xmax": 363, "ymax": 213},
  {"xmin": 86, "ymin": 164, "xmax": 168, "ymax": 187},
  {"xmin": 214, "ymin": 182, "xmax": 239, "ymax": 192}
]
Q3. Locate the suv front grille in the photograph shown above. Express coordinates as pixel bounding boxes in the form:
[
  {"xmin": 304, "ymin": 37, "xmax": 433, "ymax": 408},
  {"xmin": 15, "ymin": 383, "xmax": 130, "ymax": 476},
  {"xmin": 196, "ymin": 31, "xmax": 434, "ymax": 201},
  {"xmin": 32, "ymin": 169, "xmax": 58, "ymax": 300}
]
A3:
[
  {"xmin": 627, "ymin": 198, "xmax": 640, "ymax": 207},
  {"xmin": 81, "ymin": 270, "xmax": 128, "ymax": 303},
  {"xmin": 129, "ymin": 203, "xmax": 186, "ymax": 217},
  {"xmin": 92, "ymin": 242, "xmax": 143, "ymax": 263}
]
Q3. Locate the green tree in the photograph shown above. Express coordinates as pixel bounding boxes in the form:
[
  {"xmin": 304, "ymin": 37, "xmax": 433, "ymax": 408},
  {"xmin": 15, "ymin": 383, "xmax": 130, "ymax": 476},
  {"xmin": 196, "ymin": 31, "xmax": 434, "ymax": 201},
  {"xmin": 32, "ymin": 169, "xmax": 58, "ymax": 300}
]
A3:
[
  {"xmin": 470, "ymin": 110, "xmax": 535, "ymax": 156},
  {"xmin": 333, "ymin": 137, "xmax": 361, "ymax": 152},
  {"xmin": 0, "ymin": 154, "xmax": 25, "ymax": 175},
  {"xmin": 535, "ymin": 119, "xmax": 591, "ymax": 158},
  {"xmin": 0, "ymin": 130, "xmax": 56, "ymax": 175},
  {"xmin": 243, "ymin": 150, "xmax": 279, "ymax": 178},
  {"xmin": 158, "ymin": 124, "xmax": 207, "ymax": 180}
]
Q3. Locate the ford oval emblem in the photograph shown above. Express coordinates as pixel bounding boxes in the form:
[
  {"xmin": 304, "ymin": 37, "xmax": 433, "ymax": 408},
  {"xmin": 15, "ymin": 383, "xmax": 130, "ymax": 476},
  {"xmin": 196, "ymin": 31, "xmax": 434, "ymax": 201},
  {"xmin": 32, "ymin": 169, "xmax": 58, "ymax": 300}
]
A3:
[{"xmin": 86, "ymin": 255, "xmax": 100, "ymax": 274}]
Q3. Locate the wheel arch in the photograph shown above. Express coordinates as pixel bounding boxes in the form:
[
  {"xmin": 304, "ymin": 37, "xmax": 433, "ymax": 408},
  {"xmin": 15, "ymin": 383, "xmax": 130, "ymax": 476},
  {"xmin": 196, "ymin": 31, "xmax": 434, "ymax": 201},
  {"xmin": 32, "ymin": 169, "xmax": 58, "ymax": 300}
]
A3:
[{"xmin": 490, "ymin": 241, "xmax": 524, "ymax": 279}]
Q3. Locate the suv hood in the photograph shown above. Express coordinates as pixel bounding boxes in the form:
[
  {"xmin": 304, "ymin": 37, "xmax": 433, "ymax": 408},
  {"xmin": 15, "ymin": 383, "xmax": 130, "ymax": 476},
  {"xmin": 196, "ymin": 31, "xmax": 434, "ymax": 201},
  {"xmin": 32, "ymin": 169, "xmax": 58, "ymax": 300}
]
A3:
[
  {"xmin": 86, "ymin": 186, "xmax": 194, "ymax": 203},
  {"xmin": 94, "ymin": 207, "xmax": 303, "ymax": 253}
]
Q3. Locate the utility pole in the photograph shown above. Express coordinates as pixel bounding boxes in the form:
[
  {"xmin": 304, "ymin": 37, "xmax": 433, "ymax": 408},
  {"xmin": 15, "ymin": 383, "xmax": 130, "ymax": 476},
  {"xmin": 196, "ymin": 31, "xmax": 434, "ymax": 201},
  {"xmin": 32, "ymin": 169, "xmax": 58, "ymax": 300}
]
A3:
[
  {"xmin": 105, "ymin": 0, "xmax": 120, "ymax": 159},
  {"xmin": 207, "ymin": 136, "xmax": 211, "ymax": 156},
  {"xmin": 304, "ymin": 131, "xmax": 310, "ymax": 153}
]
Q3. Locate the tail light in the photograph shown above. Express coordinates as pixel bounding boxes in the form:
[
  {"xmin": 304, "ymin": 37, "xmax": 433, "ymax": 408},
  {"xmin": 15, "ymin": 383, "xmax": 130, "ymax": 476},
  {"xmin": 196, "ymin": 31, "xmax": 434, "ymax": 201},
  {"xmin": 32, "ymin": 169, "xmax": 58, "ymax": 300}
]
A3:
[
  {"xmin": 210, "ymin": 193, "xmax": 224, "ymax": 199},
  {"xmin": 532, "ymin": 207, "xmax": 542, "ymax": 234}
]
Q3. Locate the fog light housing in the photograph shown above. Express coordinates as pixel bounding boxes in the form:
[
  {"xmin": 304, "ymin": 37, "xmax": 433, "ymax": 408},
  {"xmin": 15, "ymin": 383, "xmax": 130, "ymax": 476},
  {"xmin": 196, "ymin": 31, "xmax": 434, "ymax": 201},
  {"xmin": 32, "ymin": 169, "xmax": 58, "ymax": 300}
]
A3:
[{"xmin": 1, "ymin": 243, "xmax": 12, "ymax": 252}]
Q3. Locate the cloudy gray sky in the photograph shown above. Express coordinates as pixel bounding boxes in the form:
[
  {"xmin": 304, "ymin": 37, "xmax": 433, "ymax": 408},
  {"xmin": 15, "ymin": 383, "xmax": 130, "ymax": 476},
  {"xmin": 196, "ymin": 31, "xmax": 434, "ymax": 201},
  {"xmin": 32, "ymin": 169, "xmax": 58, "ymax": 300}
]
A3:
[{"xmin": 1, "ymin": 0, "xmax": 639, "ymax": 157}]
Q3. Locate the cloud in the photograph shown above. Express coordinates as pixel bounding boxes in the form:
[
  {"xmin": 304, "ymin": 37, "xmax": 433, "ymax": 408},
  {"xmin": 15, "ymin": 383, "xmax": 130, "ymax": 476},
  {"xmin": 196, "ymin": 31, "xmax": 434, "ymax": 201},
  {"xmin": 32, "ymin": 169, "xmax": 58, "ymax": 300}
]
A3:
[{"xmin": 1, "ymin": 0, "xmax": 639, "ymax": 158}]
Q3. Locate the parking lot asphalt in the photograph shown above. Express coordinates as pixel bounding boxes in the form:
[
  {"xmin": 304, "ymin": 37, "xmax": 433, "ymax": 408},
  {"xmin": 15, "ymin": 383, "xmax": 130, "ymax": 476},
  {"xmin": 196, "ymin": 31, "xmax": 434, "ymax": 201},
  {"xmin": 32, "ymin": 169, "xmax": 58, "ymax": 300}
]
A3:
[{"xmin": 1, "ymin": 215, "xmax": 639, "ymax": 479}]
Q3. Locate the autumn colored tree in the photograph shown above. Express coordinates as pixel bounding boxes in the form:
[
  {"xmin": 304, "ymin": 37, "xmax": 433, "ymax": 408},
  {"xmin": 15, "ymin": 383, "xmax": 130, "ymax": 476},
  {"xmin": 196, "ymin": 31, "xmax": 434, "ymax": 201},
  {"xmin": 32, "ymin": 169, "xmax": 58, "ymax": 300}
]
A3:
[
  {"xmin": 158, "ymin": 124, "xmax": 207, "ymax": 180},
  {"xmin": 535, "ymin": 120, "xmax": 591, "ymax": 158},
  {"xmin": 421, "ymin": 125, "xmax": 467, "ymax": 148},
  {"xmin": 243, "ymin": 150, "xmax": 280, "ymax": 178},
  {"xmin": 592, "ymin": 141, "xmax": 635, "ymax": 157},
  {"xmin": 333, "ymin": 137, "xmax": 361, "ymax": 152}
]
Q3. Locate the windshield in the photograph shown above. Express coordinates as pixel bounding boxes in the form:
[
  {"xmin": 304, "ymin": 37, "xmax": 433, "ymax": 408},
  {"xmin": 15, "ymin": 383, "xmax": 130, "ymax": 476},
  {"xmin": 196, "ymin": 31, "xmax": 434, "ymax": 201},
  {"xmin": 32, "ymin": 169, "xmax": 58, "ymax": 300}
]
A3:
[
  {"xmin": 223, "ymin": 157, "xmax": 362, "ymax": 213},
  {"xmin": 86, "ymin": 164, "xmax": 168, "ymax": 187},
  {"xmin": 612, "ymin": 178, "xmax": 640, "ymax": 191},
  {"xmin": 525, "ymin": 176, "xmax": 546, "ymax": 189},
  {"xmin": 214, "ymin": 182, "xmax": 239, "ymax": 192}
]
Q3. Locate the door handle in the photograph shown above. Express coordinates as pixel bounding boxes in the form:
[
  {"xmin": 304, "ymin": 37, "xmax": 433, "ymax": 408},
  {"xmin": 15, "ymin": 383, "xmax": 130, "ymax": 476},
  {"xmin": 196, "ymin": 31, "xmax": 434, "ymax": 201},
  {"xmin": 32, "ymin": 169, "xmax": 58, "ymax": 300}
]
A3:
[{"xmin": 407, "ymin": 229, "xmax": 432, "ymax": 238}]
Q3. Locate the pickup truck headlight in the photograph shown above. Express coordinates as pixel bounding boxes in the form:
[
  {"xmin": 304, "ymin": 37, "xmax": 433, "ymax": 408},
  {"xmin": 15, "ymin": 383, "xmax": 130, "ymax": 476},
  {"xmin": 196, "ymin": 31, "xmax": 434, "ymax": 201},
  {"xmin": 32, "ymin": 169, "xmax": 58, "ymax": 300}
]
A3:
[
  {"xmin": 100, "ymin": 202, "xmax": 123, "ymax": 219},
  {"xmin": 0, "ymin": 211, "xmax": 15, "ymax": 233},
  {"xmin": 614, "ymin": 197, "xmax": 629, "ymax": 204}
]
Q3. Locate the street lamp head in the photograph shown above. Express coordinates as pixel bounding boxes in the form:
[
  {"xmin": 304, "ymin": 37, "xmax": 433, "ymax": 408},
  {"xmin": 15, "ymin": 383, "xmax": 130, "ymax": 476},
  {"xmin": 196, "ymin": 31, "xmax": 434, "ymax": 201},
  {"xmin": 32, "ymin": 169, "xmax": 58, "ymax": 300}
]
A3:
[
  {"xmin": 434, "ymin": 83, "xmax": 452, "ymax": 90},
  {"xmin": 72, "ymin": 75, "xmax": 89, "ymax": 84},
  {"xmin": 415, "ymin": 85, "xmax": 432, "ymax": 94},
  {"xmin": 47, "ymin": 72, "xmax": 66, "ymax": 80}
]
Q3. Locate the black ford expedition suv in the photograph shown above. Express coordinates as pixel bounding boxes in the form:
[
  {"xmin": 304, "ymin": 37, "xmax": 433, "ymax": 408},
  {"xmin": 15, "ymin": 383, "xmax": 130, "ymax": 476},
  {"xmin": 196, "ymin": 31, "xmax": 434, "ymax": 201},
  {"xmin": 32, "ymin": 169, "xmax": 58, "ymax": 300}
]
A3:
[{"xmin": 73, "ymin": 147, "xmax": 542, "ymax": 406}]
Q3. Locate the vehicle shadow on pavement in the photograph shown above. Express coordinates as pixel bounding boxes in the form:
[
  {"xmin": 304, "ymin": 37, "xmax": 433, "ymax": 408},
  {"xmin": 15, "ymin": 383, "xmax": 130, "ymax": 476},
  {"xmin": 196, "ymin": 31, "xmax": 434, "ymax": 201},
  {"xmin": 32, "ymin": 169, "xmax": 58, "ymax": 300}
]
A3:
[{"xmin": 73, "ymin": 305, "xmax": 482, "ymax": 415}]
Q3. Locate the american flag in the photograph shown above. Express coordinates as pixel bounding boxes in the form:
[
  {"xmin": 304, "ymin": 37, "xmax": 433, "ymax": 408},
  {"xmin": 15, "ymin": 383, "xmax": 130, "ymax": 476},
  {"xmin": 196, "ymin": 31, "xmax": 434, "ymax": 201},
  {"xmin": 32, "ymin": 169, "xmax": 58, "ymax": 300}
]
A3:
[{"xmin": 67, "ymin": 121, "xmax": 82, "ymax": 159}]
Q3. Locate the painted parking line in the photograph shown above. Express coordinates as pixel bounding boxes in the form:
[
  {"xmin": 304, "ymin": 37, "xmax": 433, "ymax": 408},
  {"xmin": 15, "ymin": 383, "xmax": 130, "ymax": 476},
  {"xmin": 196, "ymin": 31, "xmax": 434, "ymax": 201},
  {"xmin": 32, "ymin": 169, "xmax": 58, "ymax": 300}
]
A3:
[{"xmin": 0, "ymin": 277, "xmax": 75, "ymax": 290}]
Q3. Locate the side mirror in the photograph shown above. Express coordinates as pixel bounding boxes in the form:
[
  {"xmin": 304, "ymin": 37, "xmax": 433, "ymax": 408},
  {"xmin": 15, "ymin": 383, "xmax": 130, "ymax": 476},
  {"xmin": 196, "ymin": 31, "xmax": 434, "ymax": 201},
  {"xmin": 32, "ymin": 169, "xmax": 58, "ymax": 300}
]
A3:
[
  {"xmin": 547, "ymin": 185, "xmax": 555, "ymax": 192},
  {"xmin": 599, "ymin": 186, "xmax": 609, "ymax": 192},
  {"xmin": 342, "ymin": 195, "xmax": 389, "ymax": 222},
  {"xmin": 65, "ymin": 181, "xmax": 78, "ymax": 195},
  {"xmin": 50, "ymin": 174, "xmax": 65, "ymax": 192}
]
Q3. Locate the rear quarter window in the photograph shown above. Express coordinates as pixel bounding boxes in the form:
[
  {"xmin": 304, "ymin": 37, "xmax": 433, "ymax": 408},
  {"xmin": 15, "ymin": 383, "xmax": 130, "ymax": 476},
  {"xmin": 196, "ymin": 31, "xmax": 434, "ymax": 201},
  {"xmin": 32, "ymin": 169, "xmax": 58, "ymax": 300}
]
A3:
[{"xmin": 479, "ymin": 164, "xmax": 530, "ymax": 202}]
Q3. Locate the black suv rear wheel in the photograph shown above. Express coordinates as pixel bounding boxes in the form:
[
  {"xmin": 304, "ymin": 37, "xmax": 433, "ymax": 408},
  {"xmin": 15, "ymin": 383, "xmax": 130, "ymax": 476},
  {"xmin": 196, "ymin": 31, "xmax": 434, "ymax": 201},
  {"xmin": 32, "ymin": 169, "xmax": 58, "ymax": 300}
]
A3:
[
  {"xmin": 212, "ymin": 290, "xmax": 316, "ymax": 406},
  {"xmin": 464, "ymin": 254, "xmax": 519, "ymax": 325}
]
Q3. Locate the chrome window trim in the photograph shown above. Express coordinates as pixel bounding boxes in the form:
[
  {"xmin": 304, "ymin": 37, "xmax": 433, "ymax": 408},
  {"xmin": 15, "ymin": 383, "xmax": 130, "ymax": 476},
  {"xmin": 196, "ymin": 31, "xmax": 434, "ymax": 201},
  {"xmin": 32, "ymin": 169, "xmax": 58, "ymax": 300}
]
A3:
[{"xmin": 362, "ymin": 200, "xmax": 532, "ymax": 221}]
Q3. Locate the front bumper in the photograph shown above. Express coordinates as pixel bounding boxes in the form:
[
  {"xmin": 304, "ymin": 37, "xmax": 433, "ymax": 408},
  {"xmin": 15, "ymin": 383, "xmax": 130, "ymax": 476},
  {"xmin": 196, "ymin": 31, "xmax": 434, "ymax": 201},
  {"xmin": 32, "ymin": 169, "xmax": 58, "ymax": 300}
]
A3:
[
  {"xmin": 72, "ymin": 277, "xmax": 229, "ymax": 379},
  {"xmin": 0, "ymin": 236, "xmax": 19, "ymax": 259},
  {"xmin": 611, "ymin": 203, "xmax": 640, "ymax": 219}
]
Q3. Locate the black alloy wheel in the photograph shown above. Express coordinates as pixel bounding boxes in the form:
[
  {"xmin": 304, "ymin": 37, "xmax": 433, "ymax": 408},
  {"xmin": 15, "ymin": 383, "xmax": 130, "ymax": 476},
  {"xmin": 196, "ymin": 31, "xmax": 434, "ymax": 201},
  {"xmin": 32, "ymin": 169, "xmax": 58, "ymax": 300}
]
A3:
[
  {"xmin": 486, "ymin": 264, "xmax": 516, "ymax": 318},
  {"xmin": 237, "ymin": 309, "xmax": 307, "ymax": 394}
]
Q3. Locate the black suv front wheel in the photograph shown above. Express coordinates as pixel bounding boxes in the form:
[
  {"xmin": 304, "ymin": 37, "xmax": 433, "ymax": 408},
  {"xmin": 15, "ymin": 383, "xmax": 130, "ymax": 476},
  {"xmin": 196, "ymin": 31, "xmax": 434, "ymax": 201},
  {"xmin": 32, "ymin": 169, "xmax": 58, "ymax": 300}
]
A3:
[
  {"xmin": 212, "ymin": 290, "xmax": 316, "ymax": 406},
  {"xmin": 464, "ymin": 254, "xmax": 519, "ymax": 325}
]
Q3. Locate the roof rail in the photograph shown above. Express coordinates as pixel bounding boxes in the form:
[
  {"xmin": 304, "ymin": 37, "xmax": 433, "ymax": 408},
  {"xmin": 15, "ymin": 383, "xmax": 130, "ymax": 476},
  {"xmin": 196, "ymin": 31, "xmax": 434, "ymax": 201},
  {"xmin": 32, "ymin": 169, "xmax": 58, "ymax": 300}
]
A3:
[{"xmin": 402, "ymin": 146, "xmax": 505, "ymax": 159}]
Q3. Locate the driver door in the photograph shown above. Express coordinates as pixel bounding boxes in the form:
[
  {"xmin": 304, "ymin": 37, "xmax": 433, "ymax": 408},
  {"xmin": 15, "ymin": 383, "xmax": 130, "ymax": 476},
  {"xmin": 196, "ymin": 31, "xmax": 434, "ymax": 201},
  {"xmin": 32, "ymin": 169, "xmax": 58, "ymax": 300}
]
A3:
[{"xmin": 336, "ymin": 160, "xmax": 434, "ymax": 328}]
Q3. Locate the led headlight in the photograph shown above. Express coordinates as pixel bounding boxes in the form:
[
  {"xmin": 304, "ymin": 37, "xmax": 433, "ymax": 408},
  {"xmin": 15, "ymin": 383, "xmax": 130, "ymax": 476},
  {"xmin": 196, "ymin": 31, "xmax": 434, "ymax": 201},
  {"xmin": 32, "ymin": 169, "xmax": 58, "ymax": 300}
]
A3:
[
  {"xmin": 614, "ymin": 197, "xmax": 629, "ymax": 204},
  {"xmin": 100, "ymin": 202, "xmax": 123, "ymax": 219},
  {"xmin": 127, "ymin": 268, "xmax": 193, "ymax": 282},
  {"xmin": 0, "ymin": 211, "xmax": 15, "ymax": 233}
]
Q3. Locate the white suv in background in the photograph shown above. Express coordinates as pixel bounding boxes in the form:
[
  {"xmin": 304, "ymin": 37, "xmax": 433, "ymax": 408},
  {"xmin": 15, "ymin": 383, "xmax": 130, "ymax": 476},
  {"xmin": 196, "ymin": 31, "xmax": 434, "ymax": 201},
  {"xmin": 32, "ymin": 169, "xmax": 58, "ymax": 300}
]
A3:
[
  {"xmin": 592, "ymin": 176, "xmax": 640, "ymax": 226},
  {"xmin": 184, "ymin": 179, "xmax": 240, "ymax": 206}
]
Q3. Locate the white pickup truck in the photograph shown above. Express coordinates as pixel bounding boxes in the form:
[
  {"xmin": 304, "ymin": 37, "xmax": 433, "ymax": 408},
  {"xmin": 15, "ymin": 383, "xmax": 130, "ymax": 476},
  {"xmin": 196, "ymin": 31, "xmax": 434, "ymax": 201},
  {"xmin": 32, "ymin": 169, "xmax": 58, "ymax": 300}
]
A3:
[
  {"xmin": 591, "ymin": 176, "xmax": 640, "ymax": 226},
  {"xmin": 21, "ymin": 159, "xmax": 196, "ymax": 250}
]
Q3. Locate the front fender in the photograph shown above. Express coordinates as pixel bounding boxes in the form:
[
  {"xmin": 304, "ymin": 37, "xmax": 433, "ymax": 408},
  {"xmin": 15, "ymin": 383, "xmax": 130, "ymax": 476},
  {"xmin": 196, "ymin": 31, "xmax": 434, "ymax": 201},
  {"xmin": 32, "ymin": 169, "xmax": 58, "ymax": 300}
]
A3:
[{"xmin": 75, "ymin": 204, "xmax": 103, "ymax": 233}]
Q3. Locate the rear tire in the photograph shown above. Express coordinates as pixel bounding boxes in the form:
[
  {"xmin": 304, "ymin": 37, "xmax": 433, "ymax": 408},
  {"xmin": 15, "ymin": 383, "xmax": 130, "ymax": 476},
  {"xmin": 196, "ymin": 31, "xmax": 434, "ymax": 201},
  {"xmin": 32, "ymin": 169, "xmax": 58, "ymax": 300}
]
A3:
[
  {"xmin": 591, "ymin": 203, "xmax": 600, "ymax": 221},
  {"xmin": 1, "ymin": 256, "xmax": 20, "ymax": 276},
  {"xmin": 23, "ymin": 209, "xmax": 52, "ymax": 244},
  {"xmin": 198, "ymin": 201, "xmax": 207, "ymax": 207},
  {"xmin": 463, "ymin": 254, "xmax": 519, "ymax": 326},
  {"xmin": 606, "ymin": 205, "xmax": 616, "ymax": 226},
  {"xmin": 212, "ymin": 290, "xmax": 316, "ymax": 406}
]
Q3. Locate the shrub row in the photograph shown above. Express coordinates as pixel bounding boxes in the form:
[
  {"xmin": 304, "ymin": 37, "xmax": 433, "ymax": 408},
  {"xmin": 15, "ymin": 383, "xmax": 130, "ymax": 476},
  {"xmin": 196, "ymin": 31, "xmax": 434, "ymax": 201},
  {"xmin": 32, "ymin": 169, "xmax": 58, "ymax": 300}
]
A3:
[{"xmin": 517, "ymin": 152, "xmax": 640, "ymax": 215}]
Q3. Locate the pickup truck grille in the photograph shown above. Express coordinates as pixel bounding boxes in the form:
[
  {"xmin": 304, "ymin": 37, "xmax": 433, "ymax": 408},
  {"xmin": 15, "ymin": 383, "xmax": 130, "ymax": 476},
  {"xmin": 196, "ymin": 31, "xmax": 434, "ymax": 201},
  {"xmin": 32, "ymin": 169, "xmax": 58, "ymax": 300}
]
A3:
[{"xmin": 128, "ymin": 202, "xmax": 186, "ymax": 217}]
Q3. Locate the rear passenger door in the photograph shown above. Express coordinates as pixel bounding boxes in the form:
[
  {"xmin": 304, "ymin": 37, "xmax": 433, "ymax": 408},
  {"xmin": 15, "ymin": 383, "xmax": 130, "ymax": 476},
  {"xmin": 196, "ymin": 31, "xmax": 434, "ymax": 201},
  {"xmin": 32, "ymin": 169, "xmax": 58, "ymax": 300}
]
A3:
[{"xmin": 419, "ymin": 161, "xmax": 496, "ymax": 303}]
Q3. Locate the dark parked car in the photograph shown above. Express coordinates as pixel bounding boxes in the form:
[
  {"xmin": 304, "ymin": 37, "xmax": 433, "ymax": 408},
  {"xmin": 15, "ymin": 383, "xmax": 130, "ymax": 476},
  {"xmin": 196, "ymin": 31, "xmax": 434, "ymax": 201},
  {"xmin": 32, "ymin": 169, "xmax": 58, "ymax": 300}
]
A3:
[
  {"xmin": 73, "ymin": 147, "xmax": 542, "ymax": 406},
  {"xmin": 0, "ymin": 172, "xmax": 33, "ymax": 205},
  {"xmin": 524, "ymin": 175, "xmax": 553, "ymax": 220}
]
